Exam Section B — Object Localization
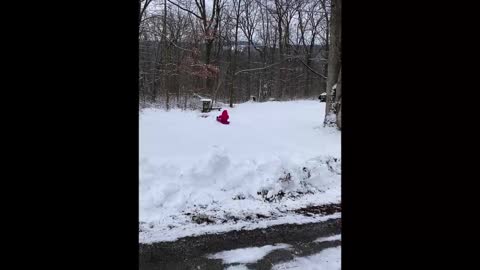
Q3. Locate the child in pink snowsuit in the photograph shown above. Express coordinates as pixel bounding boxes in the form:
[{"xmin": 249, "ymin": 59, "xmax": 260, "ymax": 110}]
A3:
[{"xmin": 216, "ymin": 110, "xmax": 230, "ymax": 125}]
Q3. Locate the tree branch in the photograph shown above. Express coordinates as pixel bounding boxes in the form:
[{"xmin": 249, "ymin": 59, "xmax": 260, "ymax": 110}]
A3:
[
  {"xmin": 140, "ymin": 0, "xmax": 154, "ymax": 24},
  {"xmin": 167, "ymin": 0, "xmax": 203, "ymax": 20},
  {"xmin": 143, "ymin": 28, "xmax": 196, "ymax": 53},
  {"xmin": 296, "ymin": 58, "xmax": 327, "ymax": 79},
  {"xmin": 234, "ymin": 57, "xmax": 291, "ymax": 76}
]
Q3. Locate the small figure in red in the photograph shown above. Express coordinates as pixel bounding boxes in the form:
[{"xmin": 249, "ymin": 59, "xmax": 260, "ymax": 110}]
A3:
[{"xmin": 216, "ymin": 110, "xmax": 230, "ymax": 125}]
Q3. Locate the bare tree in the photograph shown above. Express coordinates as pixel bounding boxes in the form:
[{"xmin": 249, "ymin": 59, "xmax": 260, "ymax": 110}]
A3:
[
  {"xmin": 139, "ymin": 0, "xmax": 334, "ymax": 110},
  {"xmin": 227, "ymin": 0, "xmax": 243, "ymax": 107},
  {"xmin": 140, "ymin": 0, "xmax": 155, "ymax": 27},
  {"xmin": 167, "ymin": 0, "xmax": 223, "ymax": 96},
  {"xmin": 296, "ymin": 0, "xmax": 328, "ymax": 96},
  {"xmin": 239, "ymin": 0, "xmax": 260, "ymax": 100},
  {"xmin": 324, "ymin": 0, "xmax": 341, "ymax": 129}
]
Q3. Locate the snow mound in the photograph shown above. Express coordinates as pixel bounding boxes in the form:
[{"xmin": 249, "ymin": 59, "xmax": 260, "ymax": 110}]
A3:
[{"xmin": 140, "ymin": 101, "xmax": 341, "ymax": 242}]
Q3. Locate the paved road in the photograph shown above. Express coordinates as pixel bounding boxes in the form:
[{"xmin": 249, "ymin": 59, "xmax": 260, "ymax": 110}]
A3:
[{"xmin": 140, "ymin": 217, "xmax": 341, "ymax": 270}]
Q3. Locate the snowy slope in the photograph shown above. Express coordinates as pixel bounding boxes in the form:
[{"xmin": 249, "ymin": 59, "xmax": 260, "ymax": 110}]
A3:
[{"xmin": 140, "ymin": 100, "xmax": 341, "ymax": 243}]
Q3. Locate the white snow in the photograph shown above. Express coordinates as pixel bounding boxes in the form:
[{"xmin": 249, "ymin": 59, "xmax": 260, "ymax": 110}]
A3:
[
  {"xmin": 272, "ymin": 246, "xmax": 341, "ymax": 270},
  {"xmin": 140, "ymin": 212, "xmax": 341, "ymax": 243},
  {"xmin": 225, "ymin": 265, "xmax": 250, "ymax": 270},
  {"xmin": 140, "ymin": 100, "xmax": 341, "ymax": 243},
  {"xmin": 207, "ymin": 243, "xmax": 291, "ymax": 264},
  {"xmin": 325, "ymin": 113, "xmax": 337, "ymax": 123},
  {"xmin": 315, "ymin": 234, "xmax": 341, "ymax": 243}
]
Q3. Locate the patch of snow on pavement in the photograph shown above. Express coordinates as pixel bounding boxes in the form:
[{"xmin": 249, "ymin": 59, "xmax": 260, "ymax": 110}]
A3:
[
  {"xmin": 315, "ymin": 234, "xmax": 341, "ymax": 243},
  {"xmin": 208, "ymin": 244, "xmax": 291, "ymax": 264},
  {"xmin": 272, "ymin": 246, "xmax": 341, "ymax": 270},
  {"xmin": 225, "ymin": 265, "xmax": 250, "ymax": 270}
]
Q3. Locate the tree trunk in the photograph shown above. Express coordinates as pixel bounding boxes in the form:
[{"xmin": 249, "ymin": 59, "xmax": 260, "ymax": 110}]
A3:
[
  {"xmin": 206, "ymin": 40, "xmax": 214, "ymax": 97},
  {"xmin": 163, "ymin": 0, "xmax": 169, "ymax": 110},
  {"xmin": 229, "ymin": 0, "xmax": 242, "ymax": 108},
  {"xmin": 247, "ymin": 44, "xmax": 251, "ymax": 100},
  {"xmin": 335, "ymin": 67, "xmax": 342, "ymax": 129},
  {"xmin": 324, "ymin": 0, "xmax": 341, "ymax": 127}
]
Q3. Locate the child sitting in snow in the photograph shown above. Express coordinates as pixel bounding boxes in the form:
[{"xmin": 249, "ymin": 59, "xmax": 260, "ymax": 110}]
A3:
[{"xmin": 216, "ymin": 110, "xmax": 230, "ymax": 125}]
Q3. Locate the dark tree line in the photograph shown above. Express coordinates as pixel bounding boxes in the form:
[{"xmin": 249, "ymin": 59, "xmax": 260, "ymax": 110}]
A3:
[{"xmin": 140, "ymin": 0, "xmax": 341, "ymax": 129}]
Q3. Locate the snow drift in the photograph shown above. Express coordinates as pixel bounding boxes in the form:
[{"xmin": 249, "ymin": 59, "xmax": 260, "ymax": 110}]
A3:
[{"xmin": 140, "ymin": 100, "xmax": 341, "ymax": 242}]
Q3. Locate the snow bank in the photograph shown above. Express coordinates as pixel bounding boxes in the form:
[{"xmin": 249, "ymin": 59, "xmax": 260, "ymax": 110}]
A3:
[
  {"xmin": 140, "ymin": 101, "xmax": 341, "ymax": 242},
  {"xmin": 140, "ymin": 212, "xmax": 341, "ymax": 243}
]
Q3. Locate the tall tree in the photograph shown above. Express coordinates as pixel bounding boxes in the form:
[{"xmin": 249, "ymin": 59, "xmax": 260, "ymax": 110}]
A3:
[
  {"xmin": 163, "ymin": 0, "xmax": 170, "ymax": 110},
  {"xmin": 167, "ymin": 0, "xmax": 223, "ymax": 97},
  {"xmin": 239, "ymin": 0, "xmax": 260, "ymax": 100},
  {"xmin": 324, "ymin": 0, "xmax": 341, "ymax": 129}
]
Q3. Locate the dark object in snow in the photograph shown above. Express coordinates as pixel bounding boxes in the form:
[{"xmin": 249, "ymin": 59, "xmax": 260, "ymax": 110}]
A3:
[
  {"xmin": 257, "ymin": 189, "xmax": 269, "ymax": 196},
  {"xmin": 302, "ymin": 167, "xmax": 311, "ymax": 179},
  {"xmin": 279, "ymin": 172, "xmax": 292, "ymax": 183},
  {"xmin": 325, "ymin": 157, "xmax": 341, "ymax": 175},
  {"xmin": 216, "ymin": 110, "xmax": 230, "ymax": 125},
  {"xmin": 256, "ymin": 213, "xmax": 269, "ymax": 219},
  {"xmin": 201, "ymin": 99, "xmax": 212, "ymax": 113},
  {"xmin": 192, "ymin": 214, "xmax": 215, "ymax": 224},
  {"xmin": 224, "ymin": 213, "xmax": 240, "ymax": 222},
  {"xmin": 201, "ymin": 99, "xmax": 222, "ymax": 113},
  {"xmin": 233, "ymin": 194, "xmax": 246, "ymax": 200},
  {"xmin": 264, "ymin": 190, "xmax": 286, "ymax": 202},
  {"xmin": 293, "ymin": 203, "xmax": 341, "ymax": 216},
  {"xmin": 319, "ymin": 93, "xmax": 327, "ymax": 102}
]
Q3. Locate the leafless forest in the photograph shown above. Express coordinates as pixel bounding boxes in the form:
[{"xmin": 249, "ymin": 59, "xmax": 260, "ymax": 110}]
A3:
[{"xmin": 139, "ymin": 0, "xmax": 341, "ymax": 128}]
